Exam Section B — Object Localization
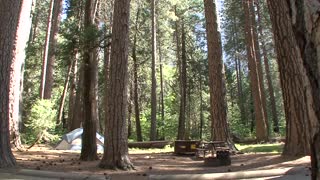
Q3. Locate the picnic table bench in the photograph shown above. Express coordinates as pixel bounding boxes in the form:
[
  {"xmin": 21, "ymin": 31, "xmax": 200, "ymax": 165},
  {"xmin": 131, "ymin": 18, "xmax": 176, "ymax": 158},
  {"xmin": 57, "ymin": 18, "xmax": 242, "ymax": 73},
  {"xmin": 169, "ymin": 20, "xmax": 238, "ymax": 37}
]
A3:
[
  {"xmin": 195, "ymin": 141, "xmax": 230, "ymax": 158},
  {"xmin": 196, "ymin": 141, "xmax": 231, "ymax": 166}
]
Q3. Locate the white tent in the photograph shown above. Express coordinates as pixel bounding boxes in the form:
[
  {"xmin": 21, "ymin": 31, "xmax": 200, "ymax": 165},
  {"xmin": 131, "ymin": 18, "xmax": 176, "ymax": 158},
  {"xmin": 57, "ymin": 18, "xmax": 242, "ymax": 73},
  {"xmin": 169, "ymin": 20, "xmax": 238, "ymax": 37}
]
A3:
[{"xmin": 55, "ymin": 128, "xmax": 104, "ymax": 151}]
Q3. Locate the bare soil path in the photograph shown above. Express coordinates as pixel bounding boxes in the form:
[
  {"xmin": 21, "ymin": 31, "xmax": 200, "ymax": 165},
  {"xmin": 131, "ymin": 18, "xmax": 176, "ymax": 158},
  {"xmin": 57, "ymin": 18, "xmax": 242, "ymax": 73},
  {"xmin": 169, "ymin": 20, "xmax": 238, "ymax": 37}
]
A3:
[{"xmin": 12, "ymin": 145, "xmax": 311, "ymax": 179}]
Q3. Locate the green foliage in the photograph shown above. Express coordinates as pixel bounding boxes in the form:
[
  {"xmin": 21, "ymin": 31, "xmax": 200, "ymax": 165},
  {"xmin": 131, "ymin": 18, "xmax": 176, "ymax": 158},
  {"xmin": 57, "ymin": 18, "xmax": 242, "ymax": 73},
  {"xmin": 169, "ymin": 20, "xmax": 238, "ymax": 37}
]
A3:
[
  {"xmin": 22, "ymin": 100, "xmax": 59, "ymax": 144},
  {"xmin": 236, "ymin": 143, "xmax": 284, "ymax": 153}
]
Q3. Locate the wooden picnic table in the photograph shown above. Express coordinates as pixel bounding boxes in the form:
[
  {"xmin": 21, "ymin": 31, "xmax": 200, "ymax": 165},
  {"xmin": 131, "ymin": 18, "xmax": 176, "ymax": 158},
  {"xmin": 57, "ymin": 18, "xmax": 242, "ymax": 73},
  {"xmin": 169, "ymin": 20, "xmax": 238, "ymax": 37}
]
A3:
[{"xmin": 196, "ymin": 141, "xmax": 230, "ymax": 158}]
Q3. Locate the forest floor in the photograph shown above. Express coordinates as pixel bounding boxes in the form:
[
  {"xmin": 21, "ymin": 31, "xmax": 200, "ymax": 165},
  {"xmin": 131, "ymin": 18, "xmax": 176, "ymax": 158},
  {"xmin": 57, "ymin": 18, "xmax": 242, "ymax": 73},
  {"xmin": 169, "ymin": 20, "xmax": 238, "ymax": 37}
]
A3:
[{"xmin": 11, "ymin": 144, "xmax": 311, "ymax": 179}]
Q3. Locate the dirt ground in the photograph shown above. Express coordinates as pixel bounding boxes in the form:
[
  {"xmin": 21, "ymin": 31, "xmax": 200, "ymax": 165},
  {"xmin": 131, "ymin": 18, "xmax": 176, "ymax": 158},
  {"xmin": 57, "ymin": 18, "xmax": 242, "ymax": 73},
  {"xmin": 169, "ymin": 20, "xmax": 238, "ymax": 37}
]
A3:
[{"xmin": 13, "ymin": 145, "xmax": 311, "ymax": 178}]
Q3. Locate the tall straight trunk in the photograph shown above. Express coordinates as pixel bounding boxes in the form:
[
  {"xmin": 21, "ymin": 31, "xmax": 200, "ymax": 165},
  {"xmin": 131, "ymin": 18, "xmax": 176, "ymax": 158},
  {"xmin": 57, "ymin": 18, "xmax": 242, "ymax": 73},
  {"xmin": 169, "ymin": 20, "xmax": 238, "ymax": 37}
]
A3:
[
  {"xmin": 103, "ymin": 0, "xmax": 113, "ymax": 135},
  {"xmin": 232, "ymin": 16, "xmax": 246, "ymax": 124},
  {"xmin": 0, "ymin": 0, "xmax": 22, "ymax": 168},
  {"xmin": 68, "ymin": 57, "xmax": 77, "ymax": 131},
  {"xmin": 199, "ymin": 74, "xmax": 204, "ymax": 140},
  {"xmin": 132, "ymin": 6, "xmax": 142, "ymax": 142},
  {"xmin": 39, "ymin": 0, "xmax": 54, "ymax": 99},
  {"xmin": 128, "ymin": 82, "xmax": 133, "ymax": 138},
  {"xmin": 43, "ymin": 0, "xmax": 63, "ymax": 99},
  {"xmin": 266, "ymin": 0, "xmax": 312, "ymax": 156},
  {"xmin": 80, "ymin": 0, "xmax": 99, "ymax": 161},
  {"xmin": 99, "ymin": 0, "xmax": 133, "ymax": 170},
  {"xmin": 177, "ymin": 22, "xmax": 187, "ymax": 140},
  {"xmin": 70, "ymin": 64, "xmax": 83, "ymax": 131},
  {"xmin": 158, "ymin": 35, "xmax": 165, "ymax": 140},
  {"xmin": 243, "ymin": 0, "xmax": 268, "ymax": 142},
  {"xmin": 30, "ymin": 0, "xmax": 39, "ymax": 44},
  {"xmin": 67, "ymin": 0, "xmax": 82, "ymax": 131},
  {"xmin": 250, "ymin": 0, "xmax": 269, "ymax": 135},
  {"xmin": 256, "ymin": 0, "xmax": 279, "ymax": 133},
  {"xmin": 174, "ymin": 6, "xmax": 183, "ymax": 140},
  {"xmin": 9, "ymin": 0, "xmax": 33, "ymax": 148},
  {"xmin": 204, "ymin": 0, "xmax": 231, "ymax": 142},
  {"xmin": 284, "ymin": 1, "xmax": 320, "ymax": 178},
  {"xmin": 150, "ymin": 0, "xmax": 157, "ymax": 141}
]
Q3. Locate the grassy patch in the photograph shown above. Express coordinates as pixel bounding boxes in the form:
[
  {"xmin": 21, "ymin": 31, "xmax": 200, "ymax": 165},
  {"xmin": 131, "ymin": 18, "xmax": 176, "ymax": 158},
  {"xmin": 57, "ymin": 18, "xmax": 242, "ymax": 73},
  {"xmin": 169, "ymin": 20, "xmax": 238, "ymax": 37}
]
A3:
[{"xmin": 236, "ymin": 143, "xmax": 284, "ymax": 153}]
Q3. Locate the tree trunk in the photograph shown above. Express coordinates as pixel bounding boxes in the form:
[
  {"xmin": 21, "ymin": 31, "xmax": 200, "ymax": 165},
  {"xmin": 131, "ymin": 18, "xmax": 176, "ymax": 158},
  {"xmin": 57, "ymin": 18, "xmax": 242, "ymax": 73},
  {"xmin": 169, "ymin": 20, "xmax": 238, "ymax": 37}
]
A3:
[
  {"xmin": 57, "ymin": 61, "xmax": 74, "ymax": 125},
  {"xmin": 70, "ymin": 64, "xmax": 83, "ymax": 131},
  {"xmin": 150, "ymin": 0, "xmax": 157, "ymax": 141},
  {"xmin": 243, "ymin": 0, "xmax": 268, "ymax": 142},
  {"xmin": 232, "ymin": 16, "xmax": 246, "ymax": 125},
  {"xmin": 99, "ymin": 0, "xmax": 133, "ymax": 170},
  {"xmin": 80, "ymin": 0, "xmax": 99, "ymax": 161},
  {"xmin": 177, "ymin": 22, "xmax": 187, "ymax": 140},
  {"xmin": 256, "ymin": 0, "xmax": 279, "ymax": 133},
  {"xmin": 128, "ymin": 82, "xmax": 133, "ymax": 138},
  {"xmin": 285, "ymin": 0, "xmax": 320, "ymax": 178},
  {"xmin": 158, "ymin": 35, "xmax": 165, "ymax": 140},
  {"xmin": 9, "ymin": 0, "xmax": 33, "ymax": 149},
  {"xmin": 0, "ymin": 0, "xmax": 22, "ymax": 168},
  {"xmin": 68, "ymin": 56, "xmax": 78, "ymax": 131},
  {"xmin": 39, "ymin": 0, "xmax": 54, "ymax": 99},
  {"xmin": 199, "ymin": 74, "xmax": 203, "ymax": 140},
  {"xmin": 132, "ymin": 7, "xmax": 142, "ymax": 142},
  {"xmin": 43, "ymin": 0, "xmax": 63, "ymax": 99},
  {"xmin": 204, "ymin": 0, "xmax": 231, "ymax": 143},
  {"xmin": 266, "ymin": 0, "xmax": 312, "ymax": 156},
  {"xmin": 250, "ymin": 0, "xmax": 269, "ymax": 135}
]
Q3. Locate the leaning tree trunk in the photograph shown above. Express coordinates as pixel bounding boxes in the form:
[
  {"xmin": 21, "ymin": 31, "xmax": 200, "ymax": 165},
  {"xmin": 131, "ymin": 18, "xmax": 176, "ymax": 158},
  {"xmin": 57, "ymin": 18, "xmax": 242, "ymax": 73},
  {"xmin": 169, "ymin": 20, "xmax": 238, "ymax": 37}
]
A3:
[
  {"xmin": 0, "ymin": 0, "xmax": 22, "ymax": 168},
  {"xmin": 243, "ymin": 0, "xmax": 268, "ymax": 142},
  {"xmin": 80, "ymin": 0, "xmax": 99, "ymax": 161},
  {"xmin": 57, "ymin": 61, "xmax": 74, "ymax": 125},
  {"xmin": 266, "ymin": 0, "xmax": 312, "ymax": 156},
  {"xmin": 150, "ymin": 0, "xmax": 157, "ymax": 141},
  {"xmin": 99, "ymin": 0, "xmax": 133, "ymax": 170},
  {"xmin": 204, "ymin": 0, "xmax": 231, "ymax": 143},
  {"xmin": 9, "ymin": 0, "xmax": 33, "ymax": 149},
  {"xmin": 285, "ymin": 1, "xmax": 320, "ymax": 178}
]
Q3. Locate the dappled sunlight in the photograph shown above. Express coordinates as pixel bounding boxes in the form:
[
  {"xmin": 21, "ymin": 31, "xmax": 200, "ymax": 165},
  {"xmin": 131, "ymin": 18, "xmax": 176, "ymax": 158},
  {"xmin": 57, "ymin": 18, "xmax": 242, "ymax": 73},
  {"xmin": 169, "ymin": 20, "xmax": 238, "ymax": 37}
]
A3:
[{"xmin": 12, "ymin": 144, "xmax": 310, "ymax": 178}]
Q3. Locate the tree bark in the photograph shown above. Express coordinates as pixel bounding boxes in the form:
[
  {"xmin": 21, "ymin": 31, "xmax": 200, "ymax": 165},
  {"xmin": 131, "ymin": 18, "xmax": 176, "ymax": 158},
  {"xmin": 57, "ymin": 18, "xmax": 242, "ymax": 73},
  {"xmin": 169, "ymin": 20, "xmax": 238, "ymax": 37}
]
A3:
[
  {"xmin": 132, "ymin": 7, "xmax": 142, "ymax": 142},
  {"xmin": 0, "ymin": 0, "xmax": 22, "ymax": 168},
  {"xmin": 243, "ymin": 0, "xmax": 268, "ymax": 142},
  {"xmin": 39, "ymin": 0, "xmax": 54, "ymax": 99},
  {"xmin": 255, "ymin": 0, "xmax": 279, "ymax": 133},
  {"xmin": 99, "ymin": 0, "xmax": 133, "ymax": 170},
  {"xmin": 68, "ymin": 56, "xmax": 78, "ymax": 131},
  {"xmin": 70, "ymin": 63, "xmax": 83, "ymax": 131},
  {"xmin": 177, "ymin": 21, "xmax": 187, "ymax": 140},
  {"xmin": 158, "ymin": 35, "xmax": 165, "ymax": 140},
  {"xmin": 80, "ymin": 0, "xmax": 99, "ymax": 161},
  {"xmin": 199, "ymin": 74, "xmax": 203, "ymax": 140},
  {"xmin": 285, "ymin": 0, "xmax": 320, "ymax": 178},
  {"xmin": 204, "ymin": 0, "xmax": 231, "ymax": 142},
  {"xmin": 9, "ymin": 0, "xmax": 33, "ymax": 149},
  {"xmin": 150, "ymin": 0, "xmax": 157, "ymax": 141},
  {"xmin": 266, "ymin": 0, "xmax": 312, "ymax": 156},
  {"xmin": 43, "ymin": 0, "xmax": 63, "ymax": 99},
  {"xmin": 250, "ymin": 0, "xmax": 269, "ymax": 135},
  {"xmin": 57, "ymin": 60, "xmax": 74, "ymax": 125}
]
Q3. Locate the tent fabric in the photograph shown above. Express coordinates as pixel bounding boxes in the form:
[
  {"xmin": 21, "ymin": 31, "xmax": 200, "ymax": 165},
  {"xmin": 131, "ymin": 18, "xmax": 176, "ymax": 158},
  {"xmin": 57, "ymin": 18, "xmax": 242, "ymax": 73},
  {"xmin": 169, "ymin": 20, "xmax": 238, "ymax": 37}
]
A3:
[{"xmin": 55, "ymin": 128, "xmax": 104, "ymax": 151}]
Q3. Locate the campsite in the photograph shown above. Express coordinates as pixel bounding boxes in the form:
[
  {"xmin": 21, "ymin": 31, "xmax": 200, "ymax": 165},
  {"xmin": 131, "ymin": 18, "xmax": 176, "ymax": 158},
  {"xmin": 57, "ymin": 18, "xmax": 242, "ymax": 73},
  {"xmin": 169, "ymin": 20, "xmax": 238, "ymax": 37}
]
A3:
[
  {"xmin": 1, "ymin": 0, "xmax": 320, "ymax": 179},
  {"xmin": 10, "ymin": 143, "xmax": 311, "ymax": 179}
]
